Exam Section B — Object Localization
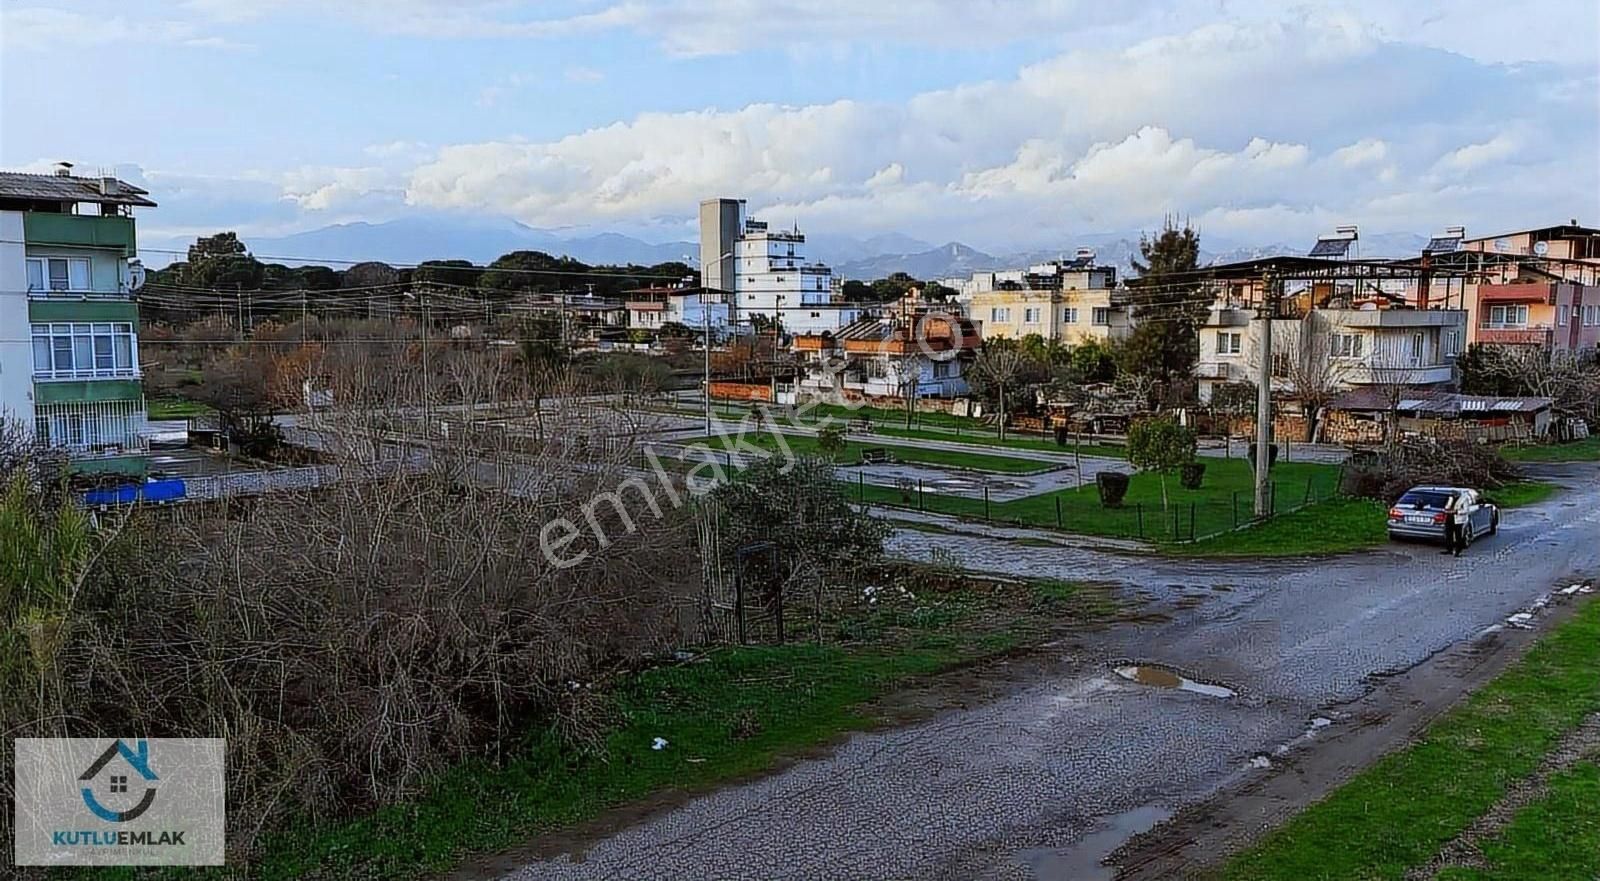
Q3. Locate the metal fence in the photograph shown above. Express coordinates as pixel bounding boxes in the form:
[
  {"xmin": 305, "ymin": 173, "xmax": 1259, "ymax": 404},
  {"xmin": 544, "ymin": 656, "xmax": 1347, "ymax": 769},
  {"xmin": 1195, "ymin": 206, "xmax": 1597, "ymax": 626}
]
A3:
[{"xmin": 857, "ymin": 469, "xmax": 1344, "ymax": 544}]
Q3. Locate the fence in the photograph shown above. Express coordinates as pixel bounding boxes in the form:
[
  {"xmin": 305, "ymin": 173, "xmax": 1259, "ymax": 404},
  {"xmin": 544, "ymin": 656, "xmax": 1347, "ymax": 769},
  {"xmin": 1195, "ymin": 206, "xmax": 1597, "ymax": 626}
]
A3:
[{"xmin": 854, "ymin": 468, "xmax": 1345, "ymax": 544}]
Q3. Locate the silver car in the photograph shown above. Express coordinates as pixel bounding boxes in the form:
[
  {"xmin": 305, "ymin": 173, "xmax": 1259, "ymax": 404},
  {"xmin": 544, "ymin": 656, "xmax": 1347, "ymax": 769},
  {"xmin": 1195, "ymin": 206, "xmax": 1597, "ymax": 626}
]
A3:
[{"xmin": 1387, "ymin": 486, "xmax": 1499, "ymax": 545}]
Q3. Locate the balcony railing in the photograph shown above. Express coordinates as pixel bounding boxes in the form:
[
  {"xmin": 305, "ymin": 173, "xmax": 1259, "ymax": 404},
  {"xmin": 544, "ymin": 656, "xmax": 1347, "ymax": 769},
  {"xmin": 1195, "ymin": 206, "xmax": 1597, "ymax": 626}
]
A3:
[
  {"xmin": 1477, "ymin": 326, "xmax": 1553, "ymax": 346},
  {"xmin": 34, "ymin": 366, "xmax": 141, "ymax": 381},
  {"xmin": 27, "ymin": 286, "xmax": 133, "ymax": 300}
]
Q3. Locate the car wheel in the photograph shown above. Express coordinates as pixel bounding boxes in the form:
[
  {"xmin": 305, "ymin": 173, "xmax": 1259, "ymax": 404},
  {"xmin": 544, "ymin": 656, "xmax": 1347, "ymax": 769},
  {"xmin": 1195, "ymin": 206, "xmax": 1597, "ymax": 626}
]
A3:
[
  {"xmin": 1489, "ymin": 511, "xmax": 1499, "ymax": 535},
  {"xmin": 1463, "ymin": 524, "xmax": 1474, "ymax": 547}
]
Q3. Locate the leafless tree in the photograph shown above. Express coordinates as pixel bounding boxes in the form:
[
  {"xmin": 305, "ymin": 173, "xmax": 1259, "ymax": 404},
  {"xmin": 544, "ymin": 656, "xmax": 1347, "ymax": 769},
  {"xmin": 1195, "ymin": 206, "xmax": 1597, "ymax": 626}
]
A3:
[
  {"xmin": 969, "ymin": 346, "xmax": 1027, "ymax": 440},
  {"xmin": 1367, "ymin": 335, "xmax": 1426, "ymax": 449},
  {"xmin": 1248, "ymin": 313, "xmax": 1352, "ymax": 441}
]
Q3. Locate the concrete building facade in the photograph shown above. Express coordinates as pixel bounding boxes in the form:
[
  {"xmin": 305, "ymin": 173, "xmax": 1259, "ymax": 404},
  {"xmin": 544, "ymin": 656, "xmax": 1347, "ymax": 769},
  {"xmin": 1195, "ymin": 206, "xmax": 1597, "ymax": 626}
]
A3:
[
  {"xmin": 0, "ymin": 166, "xmax": 156, "ymax": 474},
  {"xmin": 699, "ymin": 197, "xmax": 860, "ymax": 335}
]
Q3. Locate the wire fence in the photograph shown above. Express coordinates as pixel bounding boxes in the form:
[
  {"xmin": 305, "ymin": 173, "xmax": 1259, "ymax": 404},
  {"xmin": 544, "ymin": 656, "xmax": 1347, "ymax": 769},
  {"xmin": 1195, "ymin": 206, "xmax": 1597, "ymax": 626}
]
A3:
[{"xmin": 854, "ymin": 468, "xmax": 1345, "ymax": 544}]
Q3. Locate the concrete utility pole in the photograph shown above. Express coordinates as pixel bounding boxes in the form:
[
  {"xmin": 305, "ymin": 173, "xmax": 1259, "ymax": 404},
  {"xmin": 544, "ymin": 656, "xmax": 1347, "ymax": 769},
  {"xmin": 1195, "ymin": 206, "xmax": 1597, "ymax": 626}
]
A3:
[{"xmin": 1253, "ymin": 272, "xmax": 1278, "ymax": 517}]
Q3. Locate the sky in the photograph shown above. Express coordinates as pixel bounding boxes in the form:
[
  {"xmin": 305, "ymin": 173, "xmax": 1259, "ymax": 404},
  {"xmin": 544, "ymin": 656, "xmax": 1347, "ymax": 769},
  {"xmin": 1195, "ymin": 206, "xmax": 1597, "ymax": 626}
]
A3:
[{"xmin": 2, "ymin": 0, "xmax": 1598, "ymax": 255}]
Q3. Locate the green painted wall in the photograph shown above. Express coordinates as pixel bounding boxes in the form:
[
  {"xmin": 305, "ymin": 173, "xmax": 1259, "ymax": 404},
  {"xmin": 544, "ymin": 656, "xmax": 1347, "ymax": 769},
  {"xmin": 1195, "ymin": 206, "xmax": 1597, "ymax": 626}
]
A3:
[
  {"xmin": 34, "ymin": 380, "xmax": 143, "ymax": 404},
  {"xmin": 23, "ymin": 213, "xmax": 136, "ymax": 254},
  {"xmin": 28, "ymin": 299, "xmax": 139, "ymax": 323}
]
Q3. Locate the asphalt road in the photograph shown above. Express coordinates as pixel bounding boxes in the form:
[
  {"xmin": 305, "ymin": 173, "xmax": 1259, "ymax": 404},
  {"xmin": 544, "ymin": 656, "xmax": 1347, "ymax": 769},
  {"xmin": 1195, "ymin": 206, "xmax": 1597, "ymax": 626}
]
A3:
[{"xmin": 500, "ymin": 463, "xmax": 1600, "ymax": 881}]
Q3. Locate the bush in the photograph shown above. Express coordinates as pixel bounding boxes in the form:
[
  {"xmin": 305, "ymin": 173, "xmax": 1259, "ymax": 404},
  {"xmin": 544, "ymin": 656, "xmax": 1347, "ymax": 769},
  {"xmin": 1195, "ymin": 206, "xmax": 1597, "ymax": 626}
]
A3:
[
  {"xmin": 1096, "ymin": 471, "xmax": 1130, "ymax": 507},
  {"xmin": 1054, "ymin": 426, "xmax": 1070, "ymax": 446},
  {"xmin": 1180, "ymin": 461, "xmax": 1206, "ymax": 489},
  {"xmin": 1339, "ymin": 437, "xmax": 1521, "ymax": 502}
]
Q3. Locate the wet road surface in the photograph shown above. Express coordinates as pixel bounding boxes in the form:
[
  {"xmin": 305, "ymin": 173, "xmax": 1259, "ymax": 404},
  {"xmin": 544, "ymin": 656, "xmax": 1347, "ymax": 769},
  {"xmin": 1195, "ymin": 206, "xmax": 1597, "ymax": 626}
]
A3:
[{"xmin": 501, "ymin": 467, "xmax": 1600, "ymax": 881}]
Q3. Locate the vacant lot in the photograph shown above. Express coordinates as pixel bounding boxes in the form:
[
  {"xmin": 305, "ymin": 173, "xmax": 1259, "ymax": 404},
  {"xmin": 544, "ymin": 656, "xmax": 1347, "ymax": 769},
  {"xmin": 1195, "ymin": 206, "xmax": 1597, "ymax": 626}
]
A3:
[{"xmin": 252, "ymin": 572, "xmax": 1114, "ymax": 880}]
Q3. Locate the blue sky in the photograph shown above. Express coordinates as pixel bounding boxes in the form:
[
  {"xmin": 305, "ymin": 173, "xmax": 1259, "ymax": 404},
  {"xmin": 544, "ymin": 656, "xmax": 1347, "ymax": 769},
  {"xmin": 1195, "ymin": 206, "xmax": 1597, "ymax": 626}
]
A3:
[{"xmin": 3, "ymin": 1, "xmax": 1597, "ymax": 254}]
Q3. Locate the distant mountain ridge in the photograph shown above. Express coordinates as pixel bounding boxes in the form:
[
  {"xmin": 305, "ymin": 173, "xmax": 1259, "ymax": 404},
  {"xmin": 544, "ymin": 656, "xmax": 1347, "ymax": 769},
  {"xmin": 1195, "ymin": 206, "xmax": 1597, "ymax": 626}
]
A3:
[{"xmin": 142, "ymin": 214, "xmax": 1431, "ymax": 280}]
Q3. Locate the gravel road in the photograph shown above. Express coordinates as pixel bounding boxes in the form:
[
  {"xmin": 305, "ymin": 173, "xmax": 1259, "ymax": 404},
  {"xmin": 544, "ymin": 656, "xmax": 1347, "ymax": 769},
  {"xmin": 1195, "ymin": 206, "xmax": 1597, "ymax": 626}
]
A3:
[{"xmin": 498, "ymin": 465, "xmax": 1600, "ymax": 881}]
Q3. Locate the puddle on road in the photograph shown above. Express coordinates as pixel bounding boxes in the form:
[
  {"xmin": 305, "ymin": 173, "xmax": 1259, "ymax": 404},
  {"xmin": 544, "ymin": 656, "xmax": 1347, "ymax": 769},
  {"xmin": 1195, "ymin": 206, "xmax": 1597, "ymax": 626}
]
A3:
[
  {"xmin": 1017, "ymin": 805, "xmax": 1172, "ymax": 881},
  {"xmin": 1114, "ymin": 665, "xmax": 1236, "ymax": 699}
]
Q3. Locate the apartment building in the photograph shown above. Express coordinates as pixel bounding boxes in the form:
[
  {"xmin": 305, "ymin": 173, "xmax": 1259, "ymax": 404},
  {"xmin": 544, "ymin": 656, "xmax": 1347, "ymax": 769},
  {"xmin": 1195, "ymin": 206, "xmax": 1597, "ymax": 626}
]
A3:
[
  {"xmin": 792, "ymin": 314, "xmax": 981, "ymax": 401},
  {"xmin": 622, "ymin": 284, "xmax": 731, "ymax": 337},
  {"xmin": 1197, "ymin": 299, "xmax": 1466, "ymax": 403},
  {"xmin": 0, "ymin": 165, "xmax": 155, "ymax": 474},
  {"xmin": 962, "ymin": 251, "xmax": 1129, "ymax": 344},
  {"xmin": 1458, "ymin": 223, "xmax": 1600, "ymax": 352},
  {"xmin": 698, "ymin": 198, "xmax": 860, "ymax": 335}
]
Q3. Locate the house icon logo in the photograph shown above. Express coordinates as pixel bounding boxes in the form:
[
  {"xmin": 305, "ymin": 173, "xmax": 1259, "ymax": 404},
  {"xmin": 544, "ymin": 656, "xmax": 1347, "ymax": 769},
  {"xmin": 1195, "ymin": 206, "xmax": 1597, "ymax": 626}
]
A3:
[{"xmin": 78, "ymin": 740, "xmax": 159, "ymax": 823}]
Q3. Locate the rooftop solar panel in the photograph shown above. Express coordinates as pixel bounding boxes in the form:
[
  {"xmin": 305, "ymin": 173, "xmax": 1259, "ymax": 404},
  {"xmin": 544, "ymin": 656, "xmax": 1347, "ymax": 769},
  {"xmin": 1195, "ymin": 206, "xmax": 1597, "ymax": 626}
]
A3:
[
  {"xmin": 1308, "ymin": 238, "xmax": 1352, "ymax": 257},
  {"xmin": 1424, "ymin": 236, "xmax": 1463, "ymax": 252}
]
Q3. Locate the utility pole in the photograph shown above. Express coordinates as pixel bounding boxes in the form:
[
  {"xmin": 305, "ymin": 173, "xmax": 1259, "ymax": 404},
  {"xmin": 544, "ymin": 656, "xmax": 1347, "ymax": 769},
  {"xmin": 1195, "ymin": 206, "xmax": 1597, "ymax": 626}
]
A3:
[
  {"xmin": 421, "ymin": 288, "xmax": 432, "ymax": 433},
  {"xmin": 1253, "ymin": 272, "xmax": 1278, "ymax": 517},
  {"xmin": 902, "ymin": 293, "xmax": 914, "ymax": 430},
  {"xmin": 703, "ymin": 288, "xmax": 714, "ymax": 434}
]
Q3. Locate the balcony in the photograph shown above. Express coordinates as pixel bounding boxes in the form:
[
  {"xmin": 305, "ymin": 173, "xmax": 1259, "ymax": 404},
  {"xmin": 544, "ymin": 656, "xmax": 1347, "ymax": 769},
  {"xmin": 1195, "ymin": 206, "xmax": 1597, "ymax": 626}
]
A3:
[
  {"xmin": 23, "ymin": 213, "xmax": 136, "ymax": 253},
  {"xmin": 1477, "ymin": 325, "xmax": 1553, "ymax": 346},
  {"xmin": 1478, "ymin": 283, "xmax": 1555, "ymax": 305},
  {"xmin": 1332, "ymin": 308, "xmax": 1466, "ymax": 328}
]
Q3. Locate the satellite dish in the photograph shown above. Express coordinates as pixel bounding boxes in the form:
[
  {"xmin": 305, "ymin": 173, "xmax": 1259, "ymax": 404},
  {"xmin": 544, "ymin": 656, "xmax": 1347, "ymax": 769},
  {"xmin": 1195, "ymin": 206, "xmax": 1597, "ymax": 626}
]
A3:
[
  {"xmin": 128, "ymin": 260, "xmax": 147, "ymax": 291},
  {"xmin": 1533, "ymin": 241, "xmax": 1549, "ymax": 256}
]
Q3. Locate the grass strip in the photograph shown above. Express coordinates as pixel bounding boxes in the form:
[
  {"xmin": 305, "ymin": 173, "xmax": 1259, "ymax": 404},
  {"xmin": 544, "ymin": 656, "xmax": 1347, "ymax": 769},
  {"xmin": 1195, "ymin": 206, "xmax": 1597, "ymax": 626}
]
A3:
[
  {"xmin": 1221, "ymin": 596, "xmax": 1600, "ymax": 881},
  {"xmin": 1437, "ymin": 761, "xmax": 1600, "ymax": 881}
]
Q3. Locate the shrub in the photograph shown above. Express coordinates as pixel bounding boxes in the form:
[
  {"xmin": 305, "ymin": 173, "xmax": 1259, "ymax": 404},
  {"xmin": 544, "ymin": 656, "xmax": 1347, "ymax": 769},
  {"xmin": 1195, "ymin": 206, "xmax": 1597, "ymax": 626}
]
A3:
[
  {"xmin": 1180, "ymin": 461, "xmax": 1206, "ymax": 489},
  {"xmin": 1339, "ymin": 437, "xmax": 1521, "ymax": 502},
  {"xmin": 1096, "ymin": 471, "xmax": 1130, "ymax": 507}
]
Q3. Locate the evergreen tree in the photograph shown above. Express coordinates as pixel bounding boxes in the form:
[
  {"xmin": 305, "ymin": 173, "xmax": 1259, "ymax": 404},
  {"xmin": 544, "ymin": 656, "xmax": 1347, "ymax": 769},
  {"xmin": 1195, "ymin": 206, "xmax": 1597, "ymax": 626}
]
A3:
[{"xmin": 1123, "ymin": 219, "xmax": 1204, "ymax": 383}]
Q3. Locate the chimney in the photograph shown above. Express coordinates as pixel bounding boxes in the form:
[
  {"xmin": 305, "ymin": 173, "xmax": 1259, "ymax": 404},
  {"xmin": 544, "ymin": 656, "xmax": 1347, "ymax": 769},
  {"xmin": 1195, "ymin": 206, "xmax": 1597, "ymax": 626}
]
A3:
[
  {"xmin": 99, "ymin": 176, "xmax": 120, "ymax": 196},
  {"xmin": 54, "ymin": 161, "xmax": 74, "ymax": 177}
]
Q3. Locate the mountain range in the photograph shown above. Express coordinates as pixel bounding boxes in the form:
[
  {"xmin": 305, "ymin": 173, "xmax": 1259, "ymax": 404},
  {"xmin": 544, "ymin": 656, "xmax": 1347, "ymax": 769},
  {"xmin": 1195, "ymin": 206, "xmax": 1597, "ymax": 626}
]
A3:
[{"xmin": 141, "ymin": 215, "xmax": 1429, "ymax": 281}]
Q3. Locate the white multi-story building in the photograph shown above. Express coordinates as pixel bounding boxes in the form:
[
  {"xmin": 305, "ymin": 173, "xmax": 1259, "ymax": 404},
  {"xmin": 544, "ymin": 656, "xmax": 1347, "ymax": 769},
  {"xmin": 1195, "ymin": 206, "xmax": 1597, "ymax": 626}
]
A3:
[{"xmin": 699, "ymin": 198, "xmax": 860, "ymax": 336}]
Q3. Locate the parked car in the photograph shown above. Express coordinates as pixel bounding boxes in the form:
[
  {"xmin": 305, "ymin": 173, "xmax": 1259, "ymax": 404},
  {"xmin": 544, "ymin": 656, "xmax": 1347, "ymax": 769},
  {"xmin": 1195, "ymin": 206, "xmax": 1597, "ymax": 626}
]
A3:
[{"xmin": 1387, "ymin": 486, "xmax": 1499, "ymax": 545}]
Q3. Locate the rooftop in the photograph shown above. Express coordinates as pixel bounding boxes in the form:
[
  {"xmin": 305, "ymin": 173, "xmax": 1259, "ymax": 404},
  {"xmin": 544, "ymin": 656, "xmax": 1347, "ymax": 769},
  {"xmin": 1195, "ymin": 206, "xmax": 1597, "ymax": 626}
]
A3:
[{"xmin": 0, "ymin": 171, "xmax": 157, "ymax": 208}]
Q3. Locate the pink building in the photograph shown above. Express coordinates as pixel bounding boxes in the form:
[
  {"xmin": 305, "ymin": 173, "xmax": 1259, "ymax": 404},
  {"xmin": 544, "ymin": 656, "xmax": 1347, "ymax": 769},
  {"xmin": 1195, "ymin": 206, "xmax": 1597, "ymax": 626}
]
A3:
[{"xmin": 1460, "ymin": 223, "xmax": 1600, "ymax": 353}]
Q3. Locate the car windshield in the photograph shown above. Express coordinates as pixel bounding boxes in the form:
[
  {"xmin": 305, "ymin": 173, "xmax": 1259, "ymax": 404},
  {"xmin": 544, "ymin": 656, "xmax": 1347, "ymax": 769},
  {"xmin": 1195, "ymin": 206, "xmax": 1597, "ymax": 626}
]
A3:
[{"xmin": 1397, "ymin": 490, "xmax": 1455, "ymax": 509}]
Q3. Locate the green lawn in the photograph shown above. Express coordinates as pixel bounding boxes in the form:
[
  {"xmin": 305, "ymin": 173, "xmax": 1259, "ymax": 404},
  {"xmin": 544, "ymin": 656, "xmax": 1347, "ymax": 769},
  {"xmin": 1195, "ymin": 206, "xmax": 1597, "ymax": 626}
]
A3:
[
  {"xmin": 856, "ymin": 458, "xmax": 1342, "ymax": 543},
  {"xmin": 146, "ymin": 396, "xmax": 214, "ymax": 420},
  {"xmin": 1439, "ymin": 762, "xmax": 1600, "ymax": 881},
  {"xmin": 1168, "ymin": 497, "xmax": 1389, "ymax": 557},
  {"xmin": 1500, "ymin": 436, "xmax": 1600, "ymax": 463},
  {"xmin": 687, "ymin": 431, "xmax": 1049, "ymax": 473},
  {"xmin": 1222, "ymin": 596, "xmax": 1600, "ymax": 881},
  {"xmin": 250, "ymin": 576, "xmax": 1108, "ymax": 880},
  {"xmin": 1483, "ymin": 480, "xmax": 1560, "ymax": 509},
  {"xmin": 868, "ymin": 424, "xmax": 1132, "ymax": 459}
]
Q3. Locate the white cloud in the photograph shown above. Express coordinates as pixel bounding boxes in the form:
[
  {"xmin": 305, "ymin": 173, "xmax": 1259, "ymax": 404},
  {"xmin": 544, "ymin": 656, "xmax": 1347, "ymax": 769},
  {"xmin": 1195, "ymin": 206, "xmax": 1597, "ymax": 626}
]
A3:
[
  {"xmin": 564, "ymin": 66, "xmax": 605, "ymax": 84},
  {"xmin": 1433, "ymin": 132, "xmax": 1522, "ymax": 175},
  {"xmin": 48, "ymin": 9, "xmax": 1597, "ymax": 253}
]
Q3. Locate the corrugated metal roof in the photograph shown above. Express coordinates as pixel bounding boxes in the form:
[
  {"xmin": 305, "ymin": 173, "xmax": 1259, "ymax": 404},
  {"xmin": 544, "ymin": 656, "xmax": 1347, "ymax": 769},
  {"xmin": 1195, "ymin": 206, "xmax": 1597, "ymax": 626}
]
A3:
[{"xmin": 0, "ymin": 172, "xmax": 157, "ymax": 207}]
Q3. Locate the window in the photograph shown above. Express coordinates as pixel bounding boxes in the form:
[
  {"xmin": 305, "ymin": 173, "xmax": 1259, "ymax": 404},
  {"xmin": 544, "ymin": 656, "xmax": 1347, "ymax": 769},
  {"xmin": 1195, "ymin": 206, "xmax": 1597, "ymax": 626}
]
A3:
[
  {"xmin": 1443, "ymin": 330, "xmax": 1461, "ymax": 356},
  {"xmin": 1062, "ymin": 307, "xmax": 1079, "ymax": 323},
  {"xmin": 1487, "ymin": 304, "xmax": 1529, "ymax": 327},
  {"xmin": 1559, "ymin": 307, "xmax": 1568, "ymax": 326},
  {"xmin": 990, "ymin": 307, "xmax": 1011, "ymax": 322},
  {"xmin": 1023, "ymin": 307, "xmax": 1041, "ymax": 323},
  {"xmin": 1584, "ymin": 305, "xmax": 1599, "ymax": 326},
  {"xmin": 26, "ymin": 257, "xmax": 91, "ymax": 293},
  {"xmin": 1091, "ymin": 307, "xmax": 1110, "ymax": 326},
  {"xmin": 1216, "ymin": 331, "xmax": 1242, "ymax": 355},
  {"xmin": 30, "ymin": 323, "xmax": 137, "ymax": 379},
  {"xmin": 1332, "ymin": 333, "xmax": 1364, "ymax": 358},
  {"xmin": 1411, "ymin": 332, "xmax": 1426, "ymax": 364}
]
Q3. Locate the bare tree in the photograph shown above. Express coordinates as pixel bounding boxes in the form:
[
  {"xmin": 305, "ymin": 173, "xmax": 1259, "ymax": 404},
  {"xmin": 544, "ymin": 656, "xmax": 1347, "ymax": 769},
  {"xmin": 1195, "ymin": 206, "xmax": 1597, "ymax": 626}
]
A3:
[
  {"xmin": 1366, "ymin": 334, "xmax": 1426, "ymax": 449},
  {"xmin": 968, "ymin": 346, "xmax": 1026, "ymax": 440},
  {"xmin": 1248, "ymin": 314, "xmax": 1352, "ymax": 441}
]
